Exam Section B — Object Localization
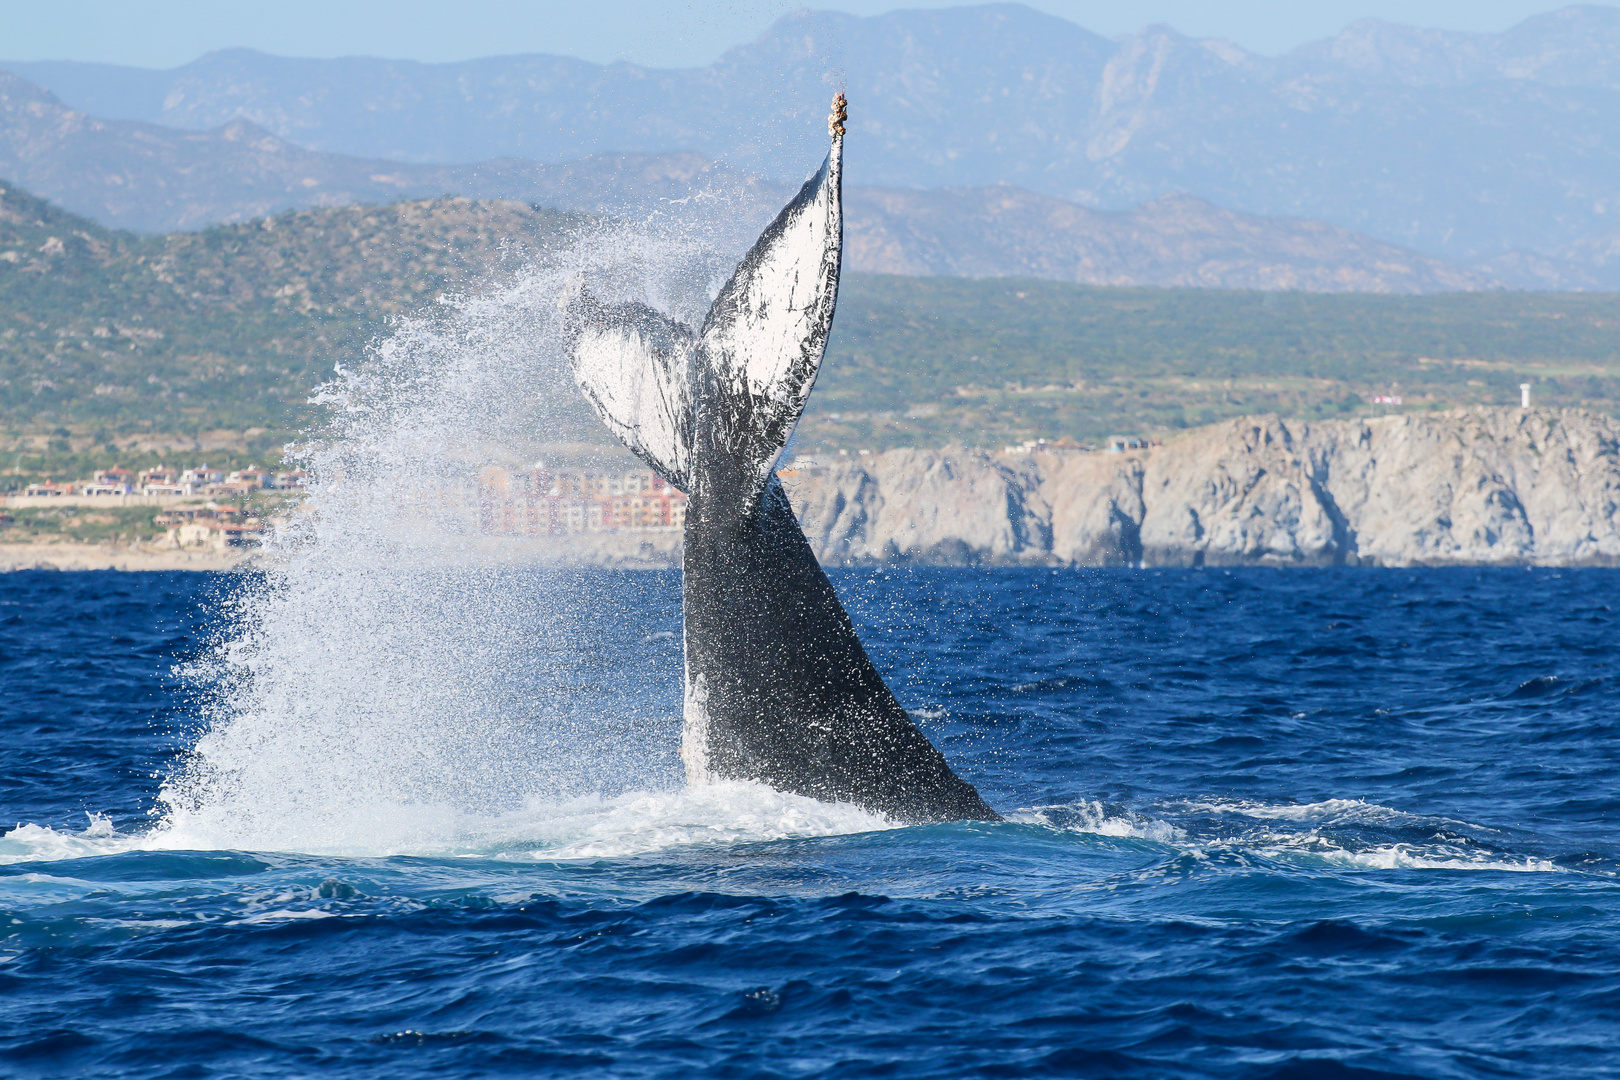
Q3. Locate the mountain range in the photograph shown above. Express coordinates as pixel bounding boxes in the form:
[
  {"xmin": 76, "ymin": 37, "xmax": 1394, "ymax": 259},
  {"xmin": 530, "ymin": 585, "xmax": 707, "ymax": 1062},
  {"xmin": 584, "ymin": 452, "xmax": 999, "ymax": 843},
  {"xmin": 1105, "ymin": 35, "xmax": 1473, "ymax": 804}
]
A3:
[
  {"xmin": 8, "ymin": 3, "xmax": 1620, "ymax": 264},
  {"xmin": 0, "ymin": 71, "xmax": 769, "ymax": 233},
  {"xmin": 0, "ymin": 67, "xmax": 1580, "ymax": 293},
  {"xmin": 845, "ymin": 188, "xmax": 1493, "ymax": 292}
]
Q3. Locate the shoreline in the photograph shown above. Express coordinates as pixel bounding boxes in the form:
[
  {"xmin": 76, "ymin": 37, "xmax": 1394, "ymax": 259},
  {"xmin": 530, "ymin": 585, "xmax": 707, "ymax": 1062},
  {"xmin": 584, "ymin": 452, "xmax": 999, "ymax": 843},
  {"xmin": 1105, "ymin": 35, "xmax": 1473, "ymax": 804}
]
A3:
[
  {"xmin": 4, "ymin": 538, "xmax": 1620, "ymax": 572},
  {"xmin": 0, "ymin": 542, "xmax": 250, "ymax": 572},
  {"xmin": 0, "ymin": 533, "xmax": 684, "ymax": 573},
  {"xmin": 6, "ymin": 407, "xmax": 1618, "ymax": 571}
]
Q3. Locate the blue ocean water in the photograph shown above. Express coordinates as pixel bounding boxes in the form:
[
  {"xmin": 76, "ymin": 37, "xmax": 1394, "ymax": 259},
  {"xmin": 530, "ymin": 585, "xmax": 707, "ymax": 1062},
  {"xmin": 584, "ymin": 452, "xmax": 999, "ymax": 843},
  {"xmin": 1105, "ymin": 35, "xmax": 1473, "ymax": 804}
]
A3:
[{"xmin": 1, "ymin": 566, "xmax": 1617, "ymax": 1079}]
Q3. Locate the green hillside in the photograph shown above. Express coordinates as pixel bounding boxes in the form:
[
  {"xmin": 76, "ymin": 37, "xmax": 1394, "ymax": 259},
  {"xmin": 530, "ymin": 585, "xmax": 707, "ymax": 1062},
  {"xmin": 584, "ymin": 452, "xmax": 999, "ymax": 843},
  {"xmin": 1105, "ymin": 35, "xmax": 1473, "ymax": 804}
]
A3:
[
  {"xmin": 808, "ymin": 277, "xmax": 1620, "ymax": 449},
  {"xmin": 3, "ymin": 178, "xmax": 1619, "ymax": 479},
  {"xmin": 0, "ymin": 179, "xmax": 580, "ymax": 458}
]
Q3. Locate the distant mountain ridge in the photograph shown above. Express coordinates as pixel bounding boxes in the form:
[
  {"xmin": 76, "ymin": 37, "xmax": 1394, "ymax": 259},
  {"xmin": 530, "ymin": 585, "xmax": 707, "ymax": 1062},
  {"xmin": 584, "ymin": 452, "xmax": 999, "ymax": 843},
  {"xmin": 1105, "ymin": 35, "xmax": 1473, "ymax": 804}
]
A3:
[
  {"xmin": 8, "ymin": 3, "xmax": 1620, "ymax": 260},
  {"xmin": 0, "ymin": 71, "xmax": 772, "ymax": 233},
  {"xmin": 845, "ymin": 188, "xmax": 1494, "ymax": 293},
  {"xmin": 0, "ymin": 72, "xmax": 1517, "ymax": 293}
]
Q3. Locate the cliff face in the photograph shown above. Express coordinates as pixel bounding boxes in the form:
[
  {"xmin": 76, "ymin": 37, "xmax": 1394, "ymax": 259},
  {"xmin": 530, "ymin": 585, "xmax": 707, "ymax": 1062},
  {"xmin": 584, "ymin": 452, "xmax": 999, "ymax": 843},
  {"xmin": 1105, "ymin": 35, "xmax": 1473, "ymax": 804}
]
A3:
[{"xmin": 784, "ymin": 409, "xmax": 1620, "ymax": 567}]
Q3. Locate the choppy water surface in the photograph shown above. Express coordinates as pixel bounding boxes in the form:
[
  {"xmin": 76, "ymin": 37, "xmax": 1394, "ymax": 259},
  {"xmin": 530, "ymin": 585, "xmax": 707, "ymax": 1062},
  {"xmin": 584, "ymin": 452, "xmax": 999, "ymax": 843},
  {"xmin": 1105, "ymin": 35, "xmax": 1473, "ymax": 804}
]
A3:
[{"xmin": 2, "ymin": 566, "xmax": 1617, "ymax": 1079}]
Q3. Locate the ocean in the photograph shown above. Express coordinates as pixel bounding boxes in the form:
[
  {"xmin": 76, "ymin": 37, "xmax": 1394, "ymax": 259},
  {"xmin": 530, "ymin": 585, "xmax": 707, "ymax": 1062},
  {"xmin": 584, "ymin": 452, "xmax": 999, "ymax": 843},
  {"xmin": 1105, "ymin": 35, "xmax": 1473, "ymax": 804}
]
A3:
[{"xmin": 2, "ymin": 565, "xmax": 1617, "ymax": 1079}]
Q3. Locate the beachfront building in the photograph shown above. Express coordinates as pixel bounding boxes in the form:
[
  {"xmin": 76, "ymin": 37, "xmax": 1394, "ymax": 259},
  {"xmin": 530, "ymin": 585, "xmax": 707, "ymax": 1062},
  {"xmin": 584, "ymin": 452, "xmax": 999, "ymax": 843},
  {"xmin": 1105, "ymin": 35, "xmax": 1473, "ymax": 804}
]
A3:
[
  {"xmin": 478, "ymin": 466, "xmax": 687, "ymax": 536},
  {"xmin": 13, "ymin": 462, "xmax": 300, "ymax": 500},
  {"xmin": 138, "ymin": 466, "xmax": 192, "ymax": 496},
  {"xmin": 81, "ymin": 468, "xmax": 136, "ymax": 495},
  {"xmin": 227, "ymin": 467, "xmax": 275, "ymax": 489},
  {"xmin": 180, "ymin": 466, "xmax": 225, "ymax": 488},
  {"xmin": 168, "ymin": 517, "xmax": 265, "ymax": 550}
]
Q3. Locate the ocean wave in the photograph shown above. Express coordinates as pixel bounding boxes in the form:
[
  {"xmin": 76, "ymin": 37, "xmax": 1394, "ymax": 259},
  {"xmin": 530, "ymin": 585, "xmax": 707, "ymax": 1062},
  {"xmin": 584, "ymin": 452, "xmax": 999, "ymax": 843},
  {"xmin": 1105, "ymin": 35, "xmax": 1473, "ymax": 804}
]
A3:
[
  {"xmin": 0, "ymin": 816, "xmax": 142, "ymax": 865},
  {"xmin": 1003, "ymin": 799, "xmax": 1569, "ymax": 875},
  {"xmin": 1167, "ymin": 797, "xmax": 1413, "ymax": 823},
  {"xmin": 482, "ymin": 782, "xmax": 898, "ymax": 861},
  {"xmin": 1015, "ymin": 802, "xmax": 1187, "ymax": 844},
  {"xmin": 1301, "ymin": 844, "xmax": 1562, "ymax": 873},
  {"xmin": 0, "ymin": 790, "xmax": 1575, "ymax": 878},
  {"xmin": 1156, "ymin": 799, "xmax": 1563, "ymax": 873},
  {"xmin": 1215, "ymin": 834, "xmax": 1563, "ymax": 874},
  {"xmin": 1166, "ymin": 796, "xmax": 1489, "ymax": 833},
  {"xmin": 0, "ymin": 781, "xmax": 896, "ymax": 866}
]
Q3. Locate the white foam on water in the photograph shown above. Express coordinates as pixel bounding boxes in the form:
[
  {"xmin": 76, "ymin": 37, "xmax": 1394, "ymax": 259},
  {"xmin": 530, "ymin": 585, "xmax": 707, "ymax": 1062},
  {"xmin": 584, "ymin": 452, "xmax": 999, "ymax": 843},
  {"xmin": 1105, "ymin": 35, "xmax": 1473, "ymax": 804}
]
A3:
[
  {"xmin": 0, "ymin": 818, "xmax": 139, "ymax": 865},
  {"xmin": 71, "ymin": 206, "xmax": 910, "ymax": 864},
  {"xmin": 1226, "ymin": 831, "xmax": 1564, "ymax": 873},
  {"xmin": 1167, "ymin": 797, "xmax": 1490, "ymax": 831},
  {"xmin": 0, "ymin": 782, "xmax": 893, "ymax": 866},
  {"xmin": 490, "ymin": 781, "xmax": 897, "ymax": 860},
  {"xmin": 152, "ymin": 777, "xmax": 895, "ymax": 859},
  {"xmin": 1171, "ymin": 797, "xmax": 1396, "ymax": 822},
  {"xmin": 230, "ymin": 910, "xmax": 338, "ymax": 924},
  {"xmin": 1303, "ymin": 845, "xmax": 1561, "ymax": 873},
  {"xmin": 1001, "ymin": 799, "xmax": 1568, "ymax": 875},
  {"xmin": 1159, "ymin": 799, "xmax": 1565, "ymax": 874},
  {"xmin": 1015, "ymin": 802, "xmax": 1188, "ymax": 844}
]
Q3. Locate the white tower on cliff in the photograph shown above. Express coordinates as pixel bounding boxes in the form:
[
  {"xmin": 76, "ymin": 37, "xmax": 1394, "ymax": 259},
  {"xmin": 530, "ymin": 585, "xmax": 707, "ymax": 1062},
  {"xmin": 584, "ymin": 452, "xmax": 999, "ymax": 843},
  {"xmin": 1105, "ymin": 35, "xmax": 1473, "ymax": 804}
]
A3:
[{"xmin": 1521, "ymin": 383, "xmax": 1532, "ymax": 409}]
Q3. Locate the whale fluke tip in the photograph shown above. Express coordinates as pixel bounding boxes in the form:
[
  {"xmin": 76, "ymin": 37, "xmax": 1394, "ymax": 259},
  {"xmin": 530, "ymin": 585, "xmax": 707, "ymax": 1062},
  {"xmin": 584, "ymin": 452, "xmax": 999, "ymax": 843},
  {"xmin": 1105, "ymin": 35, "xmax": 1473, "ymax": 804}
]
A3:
[{"xmin": 829, "ymin": 93, "xmax": 847, "ymax": 137}]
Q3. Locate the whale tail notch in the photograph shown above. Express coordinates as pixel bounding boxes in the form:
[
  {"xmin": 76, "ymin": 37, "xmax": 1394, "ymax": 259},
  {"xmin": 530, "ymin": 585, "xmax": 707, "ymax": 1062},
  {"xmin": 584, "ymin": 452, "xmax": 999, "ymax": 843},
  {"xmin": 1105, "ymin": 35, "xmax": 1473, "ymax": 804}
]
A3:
[{"xmin": 567, "ymin": 97, "xmax": 843, "ymax": 500}]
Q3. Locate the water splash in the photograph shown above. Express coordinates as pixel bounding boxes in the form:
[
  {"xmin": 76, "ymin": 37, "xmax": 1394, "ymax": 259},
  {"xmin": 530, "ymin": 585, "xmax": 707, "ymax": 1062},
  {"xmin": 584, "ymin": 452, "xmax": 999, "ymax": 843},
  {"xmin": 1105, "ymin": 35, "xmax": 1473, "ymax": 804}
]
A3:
[
  {"xmin": 149, "ymin": 213, "xmax": 867, "ymax": 857},
  {"xmin": 1, "ymin": 782, "xmax": 895, "ymax": 864}
]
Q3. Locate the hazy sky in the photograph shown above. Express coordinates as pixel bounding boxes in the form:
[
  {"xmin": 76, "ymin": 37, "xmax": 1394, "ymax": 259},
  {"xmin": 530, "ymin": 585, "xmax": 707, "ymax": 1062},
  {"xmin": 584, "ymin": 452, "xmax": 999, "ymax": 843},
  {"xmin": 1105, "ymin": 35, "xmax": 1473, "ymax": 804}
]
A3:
[{"xmin": 0, "ymin": 1, "xmax": 1606, "ymax": 69}]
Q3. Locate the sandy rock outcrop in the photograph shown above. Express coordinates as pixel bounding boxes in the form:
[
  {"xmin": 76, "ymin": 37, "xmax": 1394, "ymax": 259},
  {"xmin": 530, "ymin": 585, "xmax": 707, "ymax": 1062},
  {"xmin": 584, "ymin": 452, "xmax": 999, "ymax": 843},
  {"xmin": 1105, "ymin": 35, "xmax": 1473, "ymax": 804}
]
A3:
[
  {"xmin": 783, "ymin": 409, "xmax": 1620, "ymax": 567},
  {"xmin": 0, "ymin": 541, "xmax": 249, "ymax": 572},
  {"xmin": 794, "ymin": 448, "xmax": 1049, "ymax": 564}
]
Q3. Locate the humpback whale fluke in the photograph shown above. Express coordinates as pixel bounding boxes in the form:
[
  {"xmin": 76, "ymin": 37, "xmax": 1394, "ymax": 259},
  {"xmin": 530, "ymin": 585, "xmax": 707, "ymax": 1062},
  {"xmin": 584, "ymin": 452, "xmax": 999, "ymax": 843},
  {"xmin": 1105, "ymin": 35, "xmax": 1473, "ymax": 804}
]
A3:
[{"xmin": 566, "ymin": 95, "xmax": 999, "ymax": 824}]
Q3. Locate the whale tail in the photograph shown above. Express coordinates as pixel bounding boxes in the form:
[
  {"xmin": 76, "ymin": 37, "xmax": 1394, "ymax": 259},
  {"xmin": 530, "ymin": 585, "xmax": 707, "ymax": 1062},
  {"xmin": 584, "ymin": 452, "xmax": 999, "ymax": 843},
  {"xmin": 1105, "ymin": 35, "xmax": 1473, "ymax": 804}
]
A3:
[
  {"xmin": 566, "ymin": 104, "xmax": 843, "ymax": 499},
  {"xmin": 565, "ymin": 291, "xmax": 696, "ymax": 489},
  {"xmin": 566, "ymin": 96, "xmax": 999, "ymax": 824}
]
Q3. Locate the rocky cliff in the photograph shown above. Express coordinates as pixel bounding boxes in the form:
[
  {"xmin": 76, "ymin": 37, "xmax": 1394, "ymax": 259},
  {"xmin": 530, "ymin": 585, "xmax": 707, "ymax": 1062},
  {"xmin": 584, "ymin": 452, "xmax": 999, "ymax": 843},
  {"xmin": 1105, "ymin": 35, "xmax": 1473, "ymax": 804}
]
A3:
[
  {"xmin": 10, "ymin": 410, "xmax": 1610, "ymax": 572},
  {"xmin": 783, "ymin": 409, "xmax": 1620, "ymax": 567}
]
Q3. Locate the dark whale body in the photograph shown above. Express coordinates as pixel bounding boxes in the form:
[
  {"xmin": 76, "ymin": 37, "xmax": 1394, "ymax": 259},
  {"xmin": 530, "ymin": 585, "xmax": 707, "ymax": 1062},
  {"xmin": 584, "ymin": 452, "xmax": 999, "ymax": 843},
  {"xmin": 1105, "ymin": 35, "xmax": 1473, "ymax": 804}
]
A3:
[{"xmin": 565, "ymin": 103, "xmax": 997, "ymax": 824}]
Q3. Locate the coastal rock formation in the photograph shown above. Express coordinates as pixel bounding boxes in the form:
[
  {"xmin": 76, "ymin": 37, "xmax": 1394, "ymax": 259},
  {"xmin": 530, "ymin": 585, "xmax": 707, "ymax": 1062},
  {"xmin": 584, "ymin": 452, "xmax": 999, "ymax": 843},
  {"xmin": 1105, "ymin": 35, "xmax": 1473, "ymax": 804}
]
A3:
[
  {"xmin": 0, "ymin": 541, "xmax": 246, "ymax": 572},
  {"xmin": 13, "ymin": 410, "xmax": 1612, "ymax": 572},
  {"xmin": 783, "ymin": 409, "xmax": 1620, "ymax": 567}
]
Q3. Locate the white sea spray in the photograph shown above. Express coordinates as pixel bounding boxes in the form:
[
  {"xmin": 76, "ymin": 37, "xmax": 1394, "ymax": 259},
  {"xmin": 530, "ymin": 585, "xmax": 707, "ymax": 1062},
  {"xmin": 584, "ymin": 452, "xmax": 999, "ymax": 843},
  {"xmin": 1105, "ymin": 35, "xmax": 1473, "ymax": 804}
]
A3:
[{"xmin": 123, "ymin": 207, "xmax": 902, "ymax": 860}]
